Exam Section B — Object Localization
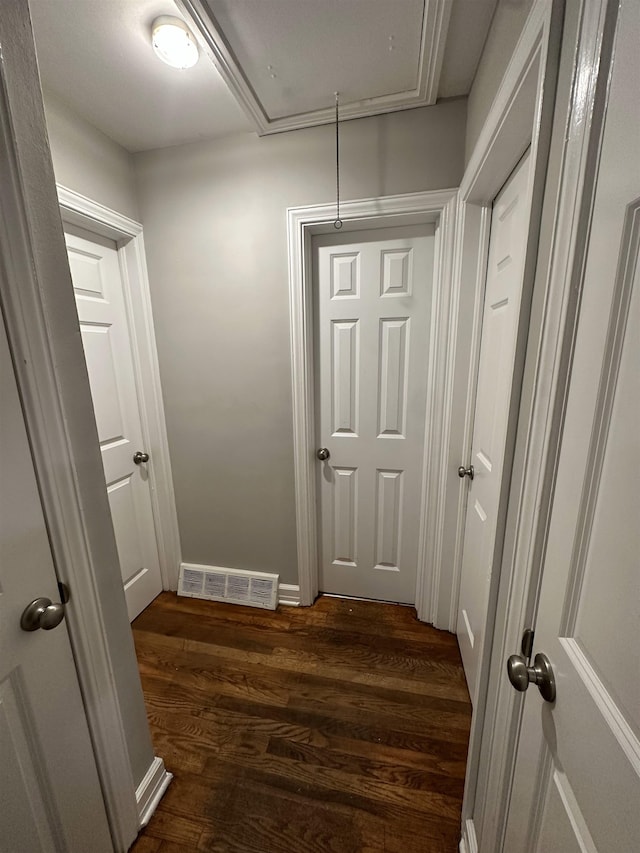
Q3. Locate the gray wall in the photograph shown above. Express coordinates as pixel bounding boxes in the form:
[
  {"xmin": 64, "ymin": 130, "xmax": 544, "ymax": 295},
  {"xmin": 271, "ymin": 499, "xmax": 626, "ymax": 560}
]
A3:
[
  {"xmin": 465, "ymin": 0, "xmax": 534, "ymax": 163},
  {"xmin": 43, "ymin": 90, "xmax": 140, "ymax": 221},
  {"xmin": 134, "ymin": 101, "xmax": 466, "ymax": 586}
]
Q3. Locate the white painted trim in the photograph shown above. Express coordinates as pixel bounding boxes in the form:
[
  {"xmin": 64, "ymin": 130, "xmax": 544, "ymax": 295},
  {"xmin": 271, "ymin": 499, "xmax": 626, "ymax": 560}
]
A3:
[
  {"xmin": 136, "ymin": 757, "xmax": 173, "ymax": 829},
  {"xmin": 278, "ymin": 584, "xmax": 301, "ymax": 607},
  {"xmin": 561, "ymin": 639, "xmax": 640, "ymax": 775},
  {"xmin": 462, "ymin": 1, "xmax": 615, "ymax": 851},
  {"xmin": 445, "ymin": 203, "xmax": 492, "ymax": 632},
  {"xmin": 287, "ymin": 189, "xmax": 458, "ymax": 609},
  {"xmin": 459, "ymin": 819, "xmax": 478, "ymax": 853},
  {"xmin": 430, "ymin": 1, "xmax": 560, "ymax": 637},
  {"xmin": 415, "ymin": 193, "xmax": 459, "ymax": 624},
  {"xmin": 57, "ymin": 185, "xmax": 182, "ymax": 591},
  {"xmin": 56, "ymin": 185, "xmax": 140, "ymax": 239},
  {"xmin": 427, "ymin": 0, "xmax": 557, "ymax": 636},
  {"xmin": 452, "ymin": 0, "xmax": 563, "ymax": 838},
  {"xmin": 176, "ymin": 0, "xmax": 452, "ymax": 135}
]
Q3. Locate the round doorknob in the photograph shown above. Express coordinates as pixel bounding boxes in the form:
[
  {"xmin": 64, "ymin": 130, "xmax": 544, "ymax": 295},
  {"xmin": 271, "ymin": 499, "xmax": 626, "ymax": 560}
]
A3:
[
  {"xmin": 506, "ymin": 655, "xmax": 530, "ymax": 691},
  {"xmin": 316, "ymin": 448, "xmax": 330, "ymax": 461},
  {"xmin": 133, "ymin": 451, "xmax": 150, "ymax": 464},
  {"xmin": 21, "ymin": 597, "xmax": 66, "ymax": 632},
  {"xmin": 507, "ymin": 652, "xmax": 556, "ymax": 703},
  {"xmin": 458, "ymin": 465, "xmax": 474, "ymax": 480}
]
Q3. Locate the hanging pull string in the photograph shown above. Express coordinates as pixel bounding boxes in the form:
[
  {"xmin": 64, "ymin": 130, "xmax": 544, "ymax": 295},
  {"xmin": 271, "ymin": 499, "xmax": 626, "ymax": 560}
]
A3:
[{"xmin": 334, "ymin": 91, "xmax": 342, "ymax": 229}]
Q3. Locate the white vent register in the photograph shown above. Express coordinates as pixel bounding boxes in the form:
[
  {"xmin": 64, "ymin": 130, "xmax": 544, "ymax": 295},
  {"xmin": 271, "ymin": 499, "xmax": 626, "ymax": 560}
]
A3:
[{"xmin": 178, "ymin": 564, "xmax": 279, "ymax": 610}]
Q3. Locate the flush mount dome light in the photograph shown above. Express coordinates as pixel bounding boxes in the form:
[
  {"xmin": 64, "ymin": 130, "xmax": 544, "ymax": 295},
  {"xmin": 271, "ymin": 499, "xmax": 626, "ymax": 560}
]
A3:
[{"xmin": 151, "ymin": 16, "xmax": 199, "ymax": 69}]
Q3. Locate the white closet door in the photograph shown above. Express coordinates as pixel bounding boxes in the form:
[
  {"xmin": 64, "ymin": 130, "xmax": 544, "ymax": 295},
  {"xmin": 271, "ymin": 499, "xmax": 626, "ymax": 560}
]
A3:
[
  {"xmin": 315, "ymin": 225, "xmax": 434, "ymax": 604},
  {"xmin": 457, "ymin": 149, "xmax": 533, "ymax": 702},
  {"xmin": 66, "ymin": 225, "xmax": 162, "ymax": 620}
]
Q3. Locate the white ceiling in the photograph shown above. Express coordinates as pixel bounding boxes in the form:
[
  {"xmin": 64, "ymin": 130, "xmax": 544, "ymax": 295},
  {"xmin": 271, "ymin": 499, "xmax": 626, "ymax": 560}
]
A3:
[
  {"xmin": 29, "ymin": 0, "xmax": 497, "ymax": 153},
  {"xmin": 29, "ymin": 0, "xmax": 252, "ymax": 152}
]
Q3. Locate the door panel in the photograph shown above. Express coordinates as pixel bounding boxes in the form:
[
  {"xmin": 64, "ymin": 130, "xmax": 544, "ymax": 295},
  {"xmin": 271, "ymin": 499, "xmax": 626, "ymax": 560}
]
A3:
[
  {"xmin": 315, "ymin": 225, "xmax": 434, "ymax": 603},
  {"xmin": 504, "ymin": 3, "xmax": 640, "ymax": 848},
  {"xmin": 374, "ymin": 469, "xmax": 403, "ymax": 570},
  {"xmin": 378, "ymin": 318, "xmax": 409, "ymax": 437},
  {"xmin": 331, "ymin": 319, "xmax": 358, "ymax": 435},
  {"xmin": 457, "ymin": 149, "xmax": 534, "ymax": 702},
  {"xmin": 66, "ymin": 225, "xmax": 162, "ymax": 620},
  {"xmin": 0, "ymin": 315, "xmax": 111, "ymax": 853}
]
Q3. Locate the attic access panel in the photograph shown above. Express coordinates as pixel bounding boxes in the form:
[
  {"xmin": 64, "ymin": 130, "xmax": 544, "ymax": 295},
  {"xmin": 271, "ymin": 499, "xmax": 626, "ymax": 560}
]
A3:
[{"xmin": 183, "ymin": 0, "xmax": 452, "ymax": 133}]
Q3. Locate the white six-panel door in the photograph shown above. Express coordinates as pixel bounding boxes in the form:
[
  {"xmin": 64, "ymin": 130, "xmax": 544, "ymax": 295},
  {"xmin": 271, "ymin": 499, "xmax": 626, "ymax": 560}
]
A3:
[
  {"xmin": 457, "ymin": 149, "xmax": 533, "ymax": 702},
  {"xmin": 0, "ymin": 315, "xmax": 112, "ymax": 853},
  {"xmin": 504, "ymin": 3, "xmax": 640, "ymax": 848},
  {"xmin": 66, "ymin": 225, "xmax": 162, "ymax": 621},
  {"xmin": 314, "ymin": 225, "xmax": 434, "ymax": 603}
]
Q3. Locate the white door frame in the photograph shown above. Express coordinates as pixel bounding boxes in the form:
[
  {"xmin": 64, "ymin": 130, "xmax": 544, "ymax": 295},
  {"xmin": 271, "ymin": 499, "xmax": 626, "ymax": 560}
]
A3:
[
  {"xmin": 444, "ymin": 0, "xmax": 562, "ymax": 638},
  {"xmin": 58, "ymin": 185, "xmax": 182, "ymax": 592},
  {"xmin": 459, "ymin": 0, "xmax": 613, "ymax": 850},
  {"xmin": 288, "ymin": 189, "xmax": 458, "ymax": 610},
  {"xmin": 457, "ymin": 0, "xmax": 562, "ymax": 844}
]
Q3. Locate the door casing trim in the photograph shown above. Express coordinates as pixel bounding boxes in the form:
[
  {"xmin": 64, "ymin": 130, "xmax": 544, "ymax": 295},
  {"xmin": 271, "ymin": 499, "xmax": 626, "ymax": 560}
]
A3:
[
  {"xmin": 57, "ymin": 185, "xmax": 182, "ymax": 591},
  {"xmin": 459, "ymin": 0, "xmax": 616, "ymax": 850},
  {"xmin": 287, "ymin": 188, "xmax": 457, "ymax": 612},
  {"xmin": 456, "ymin": 0, "xmax": 562, "ymax": 840}
]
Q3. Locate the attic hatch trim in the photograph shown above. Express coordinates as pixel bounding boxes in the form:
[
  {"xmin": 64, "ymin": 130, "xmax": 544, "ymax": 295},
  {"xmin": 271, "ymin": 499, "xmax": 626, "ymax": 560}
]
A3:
[{"xmin": 175, "ymin": 0, "xmax": 453, "ymax": 136}]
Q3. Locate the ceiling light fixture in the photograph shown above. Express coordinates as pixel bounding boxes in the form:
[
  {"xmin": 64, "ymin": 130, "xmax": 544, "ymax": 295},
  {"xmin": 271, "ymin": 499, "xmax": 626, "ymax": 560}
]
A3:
[{"xmin": 151, "ymin": 16, "xmax": 199, "ymax": 69}]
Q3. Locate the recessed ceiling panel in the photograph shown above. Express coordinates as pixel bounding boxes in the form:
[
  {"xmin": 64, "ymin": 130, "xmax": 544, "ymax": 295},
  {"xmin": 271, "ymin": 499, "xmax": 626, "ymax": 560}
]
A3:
[
  {"xmin": 191, "ymin": 0, "xmax": 453, "ymax": 134},
  {"xmin": 206, "ymin": 0, "xmax": 424, "ymax": 118}
]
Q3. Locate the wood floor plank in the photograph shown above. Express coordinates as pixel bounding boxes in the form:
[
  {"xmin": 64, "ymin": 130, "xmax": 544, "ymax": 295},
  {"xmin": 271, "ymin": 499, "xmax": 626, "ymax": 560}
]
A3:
[
  {"xmin": 199, "ymin": 750, "xmax": 463, "ymax": 824},
  {"xmin": 129, "ymin": 593, "xmax": 470, "ymax": 852},
  {"xmin": 134, "ymin": 619, "xmax": 470, "ymax": 702},
  {"xmin": 201, "ymin": 694, "xmax": 470, "ymax": 751},
  {"xmin": 135, "ymin": 810, "xmax": 203, "ymax": 848},
  {"xmin": 157, "ymin": 843, "xmax": 200, "ymax": 853},
  {"xmin": 266, "ymin": 736, "xmax": 466, "ymax": 799},
  {"xmin": 128, "ymin": 837, "xmax": 161, "ymax": 853},
  {"xmin": 195, "ymin": 788, "xmax": 384, "ymax": 853}
]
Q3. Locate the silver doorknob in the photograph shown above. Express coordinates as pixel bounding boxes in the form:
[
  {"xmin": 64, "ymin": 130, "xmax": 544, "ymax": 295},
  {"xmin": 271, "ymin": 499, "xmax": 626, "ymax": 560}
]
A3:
[
  {"xmin": 21, "ymin": 597, "xmax": 66, "ymax": 632},
  {"xmin": 317, "ymin": 448, "xmax": 330, "ymax": 461},
  {"xmin": 507, "ymin": 652, "xmax": 556, "ymax": 702},
  {"xmin": 458, "ymin": 465, "xmax": 474, "ymax": 480},
  {"xmin": 133, "ymin": 451, "xmax": 150, "ymax": 464}
]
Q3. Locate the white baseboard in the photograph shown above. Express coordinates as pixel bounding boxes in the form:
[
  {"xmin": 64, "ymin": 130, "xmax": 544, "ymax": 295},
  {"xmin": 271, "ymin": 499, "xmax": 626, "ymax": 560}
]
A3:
[
  {"xmin": 136, "ymin": 756, "xmax": 172, "ymax": 828},
  {"xmin": 278, "ymin": 583, "xmax": 300, "ymax": 606},
  {"xmin": 460, "ymin": 818, "xmax": 478, "ymax": 853}
]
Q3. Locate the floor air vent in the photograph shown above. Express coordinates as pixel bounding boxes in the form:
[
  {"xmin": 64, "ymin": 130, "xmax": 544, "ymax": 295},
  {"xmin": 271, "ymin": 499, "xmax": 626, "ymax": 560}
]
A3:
[{"xmin": 178, "ymin": 564, "xmax": 279, "ymax": 610}]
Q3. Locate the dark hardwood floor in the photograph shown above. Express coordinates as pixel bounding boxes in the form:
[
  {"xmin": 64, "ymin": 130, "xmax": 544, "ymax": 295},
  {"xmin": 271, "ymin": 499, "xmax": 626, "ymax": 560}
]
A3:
[{"xmin": 129, "ymin": 592, "xmax": 471, "ymax": 853}]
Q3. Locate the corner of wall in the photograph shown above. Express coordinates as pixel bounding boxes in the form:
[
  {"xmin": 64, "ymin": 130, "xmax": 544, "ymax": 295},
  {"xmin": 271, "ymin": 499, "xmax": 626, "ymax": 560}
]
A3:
[
  {"xmin": 464, "ymin": 0, "xmax": 535, "ymax": 165},
  {"xmin": 42, "ymin": 88, "xmax": 141, "ymax": 222}
]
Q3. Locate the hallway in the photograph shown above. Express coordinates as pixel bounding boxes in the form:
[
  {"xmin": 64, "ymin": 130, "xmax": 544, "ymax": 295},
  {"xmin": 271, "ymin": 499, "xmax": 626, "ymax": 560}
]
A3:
[{"xmin": 130, "ymin": 594, "xmax": 471, "ymax": 852}]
